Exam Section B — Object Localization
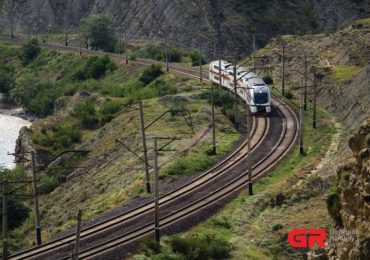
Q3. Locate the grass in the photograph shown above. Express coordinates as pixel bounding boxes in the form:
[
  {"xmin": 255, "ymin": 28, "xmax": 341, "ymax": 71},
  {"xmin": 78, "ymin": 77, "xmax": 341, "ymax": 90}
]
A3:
[
  {"xmin": 330, "ymin": 65, "xmax": 362, "ymax": 83},
  {"xmin": 1, "ymin": 41, "xmax": 241, "ymax": 250},
  {"xmin": 132, "ymin": 98, "xmax": 339, "ymax": 259}
]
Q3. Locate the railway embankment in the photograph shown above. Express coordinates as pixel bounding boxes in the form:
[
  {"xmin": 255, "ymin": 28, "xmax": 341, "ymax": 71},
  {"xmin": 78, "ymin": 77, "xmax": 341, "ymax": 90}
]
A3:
[{"xmin": 132, "ymin": 19, "xmax": 370, "ymax": 259}]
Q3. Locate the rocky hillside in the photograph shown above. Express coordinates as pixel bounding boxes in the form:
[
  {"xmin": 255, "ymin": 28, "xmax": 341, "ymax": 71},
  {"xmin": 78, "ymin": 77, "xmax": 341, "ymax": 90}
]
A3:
[
  {"xmin": 0, "ymin": 0, "xmax": 369, "ymax": 57},
  {"xmin": 332, "ymin": 120, "xmax": 370, "ymax": 259}
]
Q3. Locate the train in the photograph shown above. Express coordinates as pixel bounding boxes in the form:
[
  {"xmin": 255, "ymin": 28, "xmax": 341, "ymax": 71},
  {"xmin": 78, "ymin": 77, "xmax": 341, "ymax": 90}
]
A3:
[{"xmin": 209, "ymin": 60, "xmax": 271, "ymax": 114}]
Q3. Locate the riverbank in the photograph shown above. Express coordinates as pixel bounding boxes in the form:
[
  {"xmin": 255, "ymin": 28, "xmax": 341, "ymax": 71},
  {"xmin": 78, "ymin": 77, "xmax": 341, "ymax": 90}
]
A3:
[
  {"xmin": 0, "ymin": 108, "xmax": 32, "ymax": 169},
  {"xmin": 0, "ymin": 106, "xmax": 37, "ymax": 122}
]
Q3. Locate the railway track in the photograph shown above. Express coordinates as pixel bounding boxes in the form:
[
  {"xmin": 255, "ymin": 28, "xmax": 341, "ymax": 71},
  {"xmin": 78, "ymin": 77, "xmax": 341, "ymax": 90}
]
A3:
[{"xmin": 2, "ymin": 37, "xmax": 299, "ymax": 259}]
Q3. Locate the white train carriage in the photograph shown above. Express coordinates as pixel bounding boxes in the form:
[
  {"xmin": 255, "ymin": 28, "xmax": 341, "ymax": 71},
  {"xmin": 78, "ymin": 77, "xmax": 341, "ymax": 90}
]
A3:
[{"xmin": 209, "ymin": 60, "xmax": 271, "ymax": 114}]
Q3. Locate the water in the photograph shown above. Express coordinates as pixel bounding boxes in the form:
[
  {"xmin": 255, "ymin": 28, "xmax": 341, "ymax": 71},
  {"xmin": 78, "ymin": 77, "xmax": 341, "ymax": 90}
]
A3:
[{"xmin": 0, "ymin": 112, "xmax": 31, "ymax": 169}]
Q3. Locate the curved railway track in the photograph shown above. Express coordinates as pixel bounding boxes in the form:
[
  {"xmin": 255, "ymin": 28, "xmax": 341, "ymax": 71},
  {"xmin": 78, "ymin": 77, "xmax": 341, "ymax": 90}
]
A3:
[{"xmin": 2, "ymin": 37, "xmax": 299, "ymax": 260}]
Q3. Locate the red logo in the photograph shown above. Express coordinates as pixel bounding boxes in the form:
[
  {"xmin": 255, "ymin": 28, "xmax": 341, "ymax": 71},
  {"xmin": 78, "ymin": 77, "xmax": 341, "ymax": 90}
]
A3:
[{"xmin": 288, "ymin": 229, "xmax": 327, "ymax": 248}]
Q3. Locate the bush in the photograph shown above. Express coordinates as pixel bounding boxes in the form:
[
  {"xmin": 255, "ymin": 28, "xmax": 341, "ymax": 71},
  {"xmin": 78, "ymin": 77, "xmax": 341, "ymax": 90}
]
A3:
[
  {"xmin": 139, "ymin": 64, "xmax": 164, "ymax": 85},
  {"xmin": 284, "ymin": 91, "xmax": 294, "ymax": 99},
  {"xmin": 272, "ymin": 223, "xmax": 284, "ymax": 231},
  {"xmin": 140, "ymin": 238, "xmax": 162, "ymax": 256},
  {"xmin": 168, "ymin": 48, "xmax": 182, "ymax": 62},
  {"xmin": 263, "ymin": 75, "xmax": 273, "ymax": 85},
  {"xmin": 169, "ymin": 236, "xmax": 231, "ymax": 260},
  {"xmin": 327, "ymin": 192, "xmax": 343, "ymax": 226},
  {"xmin": 170, "ymin": 236, "xmax": 210, "ymax": 260},
  {"xmin": 161, "ymin": 154, "xmax": 213, "ymax": 177},
  {"xmin": 85, "ymin": 55, "xmax": 117, "ymax": 80},
  {"xmin": 38, "ymin": 174, "xmax": 59, "ymax": 194},
  {"xmin": 21, "ymin": 38, "xmax": 41, "ymax": 65},
  {"xmin": 0, "ymin": 64, "xmax": 15, "ymax": 93},
  {"xmin": 138, "ymin": 44, "xmax": 165, "ymax": 61},
  {"xmin": 0, "ymin": 168, "xmax": 30, "ymax": 230},
  {"xmin": 189, "ymin": 50, "xmax": 206, "ymax": 66},
  {"xmin": 0, "ymin": 196, "xmax": 30, "ymax": 230},
  {"xmin": 73, "ymin": 100, "xmax": 99, "ymax": 129},
  {"xmin": 99, "ymin": 101, "xmax": 122, "ymax": 125}
]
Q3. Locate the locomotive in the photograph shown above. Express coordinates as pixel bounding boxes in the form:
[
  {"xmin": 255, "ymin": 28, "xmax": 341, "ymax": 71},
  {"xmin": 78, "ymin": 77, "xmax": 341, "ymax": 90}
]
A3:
[{"xmin": 209, "ymin": 60, "xmax": 271, "ymax": 114}]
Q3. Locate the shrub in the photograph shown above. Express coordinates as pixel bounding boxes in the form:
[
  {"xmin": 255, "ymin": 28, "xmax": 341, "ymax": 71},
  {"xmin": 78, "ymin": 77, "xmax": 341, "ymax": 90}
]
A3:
[
  {"xmin": 263, "ymin": 75, "xmax": 273, "ymax": 85},
  {"xmin": 189, "ymin": 50, "xmax": 206, "ymax": 66},
  {"xmin": 168, "ymin": 48, "xmax": 182, "ymax": 62},
  {"xmin": 139, "ymin": 64, "xmax": 164, "ymax": 85},
  {"xmin": 0, "ymin": 196, "xmax": 30, "ymax": 230},
  {"xmin": 21, "ymin": 38, "xmax": 41, "ymax": 65},
  {"xmin": 326, "ymin": 192, "xmax": 343, "ymax": 226},
  {"xmin": 147, "ymin": 79, "xmax": 177, "ymax": 97},
  {"xmin": 170, "ymin": 236, "xmax": 210, "ymax": 260},
  {"xmin": 73, "ymin": 100, "xmax": 99, "ymax": 129},
  {"xmin": 38, "ymin": 174, "xmax": 59, "ymax": 194},
  {"xmin": 0, "ymin": 64, "xmax": 15, "ymax": 93},
  {"xmin": 284, "ymin": 91, "xmax": 294, "ymax": 99},
  {"xmin": 140, "ymin": 237, "xmax": 162, "ymax": 256},
  {"xmin": 99, "ymin": 101, "xmax": 122, "ymax": 124},
  {"xmin": 272, "ymin": 223, "xmax": 284, "ymax": 231},
  {"xmin": 85, "ymin": 55, "xmax": 117, "ymax": 79},
  {"xmin": 169, "ymin": 236, "xmax": 231, "ymax": 260}
]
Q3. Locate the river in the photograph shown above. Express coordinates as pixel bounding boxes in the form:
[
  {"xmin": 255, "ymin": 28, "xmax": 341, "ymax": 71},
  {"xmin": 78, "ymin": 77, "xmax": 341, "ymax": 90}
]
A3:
[{"xmin": 0, "ymin": 112, "xmax": 31, "ymax": 169}]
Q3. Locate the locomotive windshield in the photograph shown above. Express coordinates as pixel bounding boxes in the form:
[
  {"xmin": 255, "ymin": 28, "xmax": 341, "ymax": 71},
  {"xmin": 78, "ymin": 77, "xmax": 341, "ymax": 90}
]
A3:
[{"xmin": 254, "ymin": 92, "xmax": 268, "ymax": 104}]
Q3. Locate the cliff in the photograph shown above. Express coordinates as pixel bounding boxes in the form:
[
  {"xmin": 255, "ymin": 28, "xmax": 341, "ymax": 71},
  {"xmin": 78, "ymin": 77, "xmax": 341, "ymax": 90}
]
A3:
[{"xmin": 0, "ymin": 0, "xmax": 368, "ymax": 57}]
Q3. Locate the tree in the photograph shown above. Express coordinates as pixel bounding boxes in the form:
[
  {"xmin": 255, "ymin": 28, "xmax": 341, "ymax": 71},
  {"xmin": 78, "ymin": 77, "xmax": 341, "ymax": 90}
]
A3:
[
  {"xmin": 0, "ymin": 64, "xmax": 15, "ymax": 93},
  {"xmin": 80, "ymin": 14, "xmax": 117, "ymax": 52},
  {"xmin": 4, "ymin": 0, "xmax": 16, "ymax": 38},
  {"xmin": 21, "ymin": 39, "xmax": 41, "ymax": 65},
  {"xmin": 139, "ymin": 64, "xmax": 164, "ymax": 85},
  {"xmin": 189, "ymin": 50, "xmax": 206, "ymax": 66}
]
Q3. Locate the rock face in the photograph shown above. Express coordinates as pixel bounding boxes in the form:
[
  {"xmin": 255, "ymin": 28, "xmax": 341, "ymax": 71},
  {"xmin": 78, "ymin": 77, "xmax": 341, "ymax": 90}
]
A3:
[
  {"xmin": 333, "ymin": 120, "xmax": 370, "ymax": 260},
  {"xmin": 0, "ymin": 0, "xmax": 366, "ymax": 57}
]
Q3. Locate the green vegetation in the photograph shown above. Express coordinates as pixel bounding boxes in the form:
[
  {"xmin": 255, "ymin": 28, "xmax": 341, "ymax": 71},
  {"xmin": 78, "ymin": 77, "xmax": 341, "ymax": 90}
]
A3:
[
  {"xmin": 140, "ymin": 100, "xmax": 338, "ymax": 259},
  {"xmin": 326, "ymin": 192, "xmax": 342, "ymax": 226},
  {"xmin": 81, "ymin": 14, "xmax": 117, "ymax": 52},
  {"xmin": 32, "ymin": 122, "xmax": 82, "ymax": 154},
  {"xmin": 0, "ymin": 64, "xmax": 15, "ymax": 93},
  {"xmin": 0, "ymin": 168, "xmax": 30, "ymax": 231},
  {"xmin": 74, "ymin": 55, "xmax": 117, "ymax": 80},
  {"xmin": 189, "ymin": 50, "xmax": 206, "ymax": 66},
  {"xmin": 330, "ymin": 66, "xmax": 362, "ymax": 83},
  {"xmin": 72, "ymin": 100, "xmax": 99, "ymax": 129},
  {"xmin": 137, "ymin": 235, "xmax": 232, "ymax": 260},
  {"xmin": 21, "ymin": 39, "xmax": 41, "ymax": 65},
  {"xmin": 139, "ymin": 64, "xmax": 164, "ymax": 85},
  {"xmin": 262, "ymin": 75, "xmax": 273, "ymax": 85}
]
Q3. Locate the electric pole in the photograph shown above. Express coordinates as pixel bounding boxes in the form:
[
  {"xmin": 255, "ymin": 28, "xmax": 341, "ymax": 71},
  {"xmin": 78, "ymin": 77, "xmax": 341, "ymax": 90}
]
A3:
[
  {"xmin": 31, "ymin": 152, "xmax": 42, "ymax": 246},
  {"xmin": 299, "ymin": 76, "xmax": 304, "ymax": 155},
  {"xmin": 139, "ymin": 101, "xmax": 151, "ymax": 194},
  {"xmin": 252, "ymin": 32, "xmax": 256, "ymax": 71},
  {"xmin": 247, "ymin": 104, "xmax": 253, "ymax": 195},
  {"xmin": 64, "ymin": 1, "xmax": 69, "ymax": 47},
  {"xmin": 153, "ymin": 137, "xmax": 160, "ymax": 242},
  {"xmin": 233, "ymin": 61, "xmax": 239, "ymax": 129},
  {"xmin": 304, "ymin": 55, "xmax": 308, "ymax": 111},
  {"xmin": 72, "ymin": 210, "xmax": 82, "ymax": 260},
  {"xmin": 124, "ymin": 31, "xmax": 128, "ymax": 65},
  {"xmin": 2, "ymin": 179, "xmax": 8, "ymax": 260},
  {"xmin": 78, "ymin": 23, "xmax": 82, "ymax": 55},
  {"xmin": 165, "ymin": 36, "xmax": 169, "ymax": 73},
  {"xmin": 281, "ymin": 43, "xmax": 286, "ymax": 96},
  {"xmin": 313, "ymin": 67, "xmax": 317, "ymax": 129},
  {"xmin": 199, "ymin": 47, "xmax": 203, "ymax": 82}
]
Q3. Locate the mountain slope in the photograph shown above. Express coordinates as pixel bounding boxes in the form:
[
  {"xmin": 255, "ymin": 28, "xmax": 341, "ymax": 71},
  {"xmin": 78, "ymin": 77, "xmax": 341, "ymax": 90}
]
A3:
[{"xmin": 0, "ymin": 0, "xmax": 368, "ymax": 57}]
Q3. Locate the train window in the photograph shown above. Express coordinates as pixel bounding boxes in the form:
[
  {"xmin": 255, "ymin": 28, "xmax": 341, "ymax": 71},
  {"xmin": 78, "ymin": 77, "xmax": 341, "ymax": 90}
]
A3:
[
  {"xmin": 214, "ymin": 76, "xmax": 220, "ymax": 81},
  {"xmin": 214, "ymin": 65, "xmax": 221, "ymax": 71},
  {"xmin": 254, "ymin": 92, "xmax": 268, "ymax": 104}
]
